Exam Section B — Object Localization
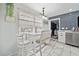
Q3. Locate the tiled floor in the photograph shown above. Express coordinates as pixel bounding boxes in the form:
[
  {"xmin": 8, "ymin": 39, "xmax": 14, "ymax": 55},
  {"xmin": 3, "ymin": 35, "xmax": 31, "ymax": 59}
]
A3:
[{"xmin": 35, "ymin": 39, "xmax": 79, "ymax": 56}]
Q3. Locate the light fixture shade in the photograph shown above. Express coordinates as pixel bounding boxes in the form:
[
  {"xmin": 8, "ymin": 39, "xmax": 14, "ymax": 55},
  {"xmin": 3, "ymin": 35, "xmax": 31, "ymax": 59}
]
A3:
[
  {"xmin": 42, "ymin": 7, "xmax": 48, "ymax": 20},
  {"xmin": 42, "ymin": 16, "xmax": 48, "ymax": 20}
]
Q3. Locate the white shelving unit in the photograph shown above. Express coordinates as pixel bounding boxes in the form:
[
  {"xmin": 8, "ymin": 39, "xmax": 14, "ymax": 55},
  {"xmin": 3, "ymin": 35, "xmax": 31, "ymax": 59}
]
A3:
[
  {"xmin": 17, "ymin": 9, "xmax": 44, "ymax": 56},
  {"xmin": 16, "ymin": 7, "xmax": 51, "ymax": 56}
]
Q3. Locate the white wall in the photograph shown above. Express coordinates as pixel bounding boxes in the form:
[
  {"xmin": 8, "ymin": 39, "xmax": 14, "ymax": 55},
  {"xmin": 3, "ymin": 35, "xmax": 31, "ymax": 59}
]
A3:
[
  {"xmin": 0, "ymin": 4, "xmax": 18, "ymax": 56},
  {"xmin": 15, "ymin": 3, "xmax": 41, "ymax": 17},
  {"xmin": 0, "ymin": 3, "xmax": 42, "ymax": 56}
]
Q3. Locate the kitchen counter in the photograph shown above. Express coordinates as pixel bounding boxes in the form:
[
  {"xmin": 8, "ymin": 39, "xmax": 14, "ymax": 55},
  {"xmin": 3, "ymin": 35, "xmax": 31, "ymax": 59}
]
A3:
[{"xmin": 65, "ymin": 31, "xmax": 79, "ymax": 47}]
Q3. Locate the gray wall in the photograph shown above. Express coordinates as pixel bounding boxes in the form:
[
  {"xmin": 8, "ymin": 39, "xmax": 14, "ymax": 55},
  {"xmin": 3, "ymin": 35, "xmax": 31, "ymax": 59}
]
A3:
[{"xmin": 49, "ymin": 11, "xmax": 79, "ymax": 30}]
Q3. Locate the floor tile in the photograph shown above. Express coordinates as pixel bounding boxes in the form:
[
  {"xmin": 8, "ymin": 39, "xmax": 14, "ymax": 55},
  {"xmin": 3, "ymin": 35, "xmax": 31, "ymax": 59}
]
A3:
[
  {"xmin": 22, "ymin": 40, "xmax": 79, "ymax": 56},
  {"xmin": 71, "ymin": 46, "xmax": 79, "ymax": 55}
]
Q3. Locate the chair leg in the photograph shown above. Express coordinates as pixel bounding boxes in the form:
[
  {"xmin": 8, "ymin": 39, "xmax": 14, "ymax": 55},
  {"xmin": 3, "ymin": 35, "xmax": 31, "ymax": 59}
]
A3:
[{"xmin": 39, "ymin": 44, "xmax": 42, "ymax": 56}]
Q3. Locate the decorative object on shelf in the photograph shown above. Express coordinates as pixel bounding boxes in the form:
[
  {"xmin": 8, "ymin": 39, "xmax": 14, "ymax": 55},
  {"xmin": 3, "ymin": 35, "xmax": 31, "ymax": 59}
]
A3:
[
  {"xmin": 65, "ymin": 27, "xmax": 68, "ymax": 30},
  {"xmin": 75, "ymin": 27, "xmax": 79, "ymax": 32},
  {"xmin": 61, "ymin": 27, "xmax": 64, "ymax": 30},
  {"xmin": 72, "ymin": 27, "xmax": 75, "ymax": 31},
  {"xmin": 6, "ymin": 3, "xmax": 16, "ymax": 23}
]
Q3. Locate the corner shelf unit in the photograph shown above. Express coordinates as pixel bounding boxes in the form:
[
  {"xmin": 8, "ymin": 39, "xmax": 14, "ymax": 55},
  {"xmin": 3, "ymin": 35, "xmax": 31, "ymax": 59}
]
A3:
[{"xmin": 17, "ymin": 9, "xmax": 44, "ymax": 56}]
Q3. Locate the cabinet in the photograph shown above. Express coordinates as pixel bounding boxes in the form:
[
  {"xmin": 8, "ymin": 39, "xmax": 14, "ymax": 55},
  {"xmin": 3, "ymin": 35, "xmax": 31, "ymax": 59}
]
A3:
[
  {"xmin": 66, "ymin": 32, "xmax": 79, "ymax": 47},
  {"xmin": 58, "ymin": 30, "xmax": 72, "ymax": 43},
  {"xmin": 58, "ymin": 31, "xmax": 65, "ymax": 43}
]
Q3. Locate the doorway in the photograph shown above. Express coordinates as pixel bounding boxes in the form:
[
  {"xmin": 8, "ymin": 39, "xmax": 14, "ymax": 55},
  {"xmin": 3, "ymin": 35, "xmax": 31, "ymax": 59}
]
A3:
[
  {"xmin": 51, "ymin": 18, "xmax": 60, "ymax": 31},
  {"xmin": 50, "ymin": 18, "xmax": 60, "ymax": 39}
]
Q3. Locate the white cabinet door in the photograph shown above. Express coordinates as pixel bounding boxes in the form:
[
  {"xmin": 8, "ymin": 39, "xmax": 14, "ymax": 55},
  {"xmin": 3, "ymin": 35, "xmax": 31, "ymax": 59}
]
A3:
[{"xmin": 58, "ymin": 31, "xmax": 65, "ymax": 43}]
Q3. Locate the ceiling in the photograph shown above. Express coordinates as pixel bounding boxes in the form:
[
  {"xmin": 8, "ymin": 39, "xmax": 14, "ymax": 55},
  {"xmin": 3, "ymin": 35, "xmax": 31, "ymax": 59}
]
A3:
[{"xmin": 24, "ymin": 3, "xmax": 79, "ymax": 17}]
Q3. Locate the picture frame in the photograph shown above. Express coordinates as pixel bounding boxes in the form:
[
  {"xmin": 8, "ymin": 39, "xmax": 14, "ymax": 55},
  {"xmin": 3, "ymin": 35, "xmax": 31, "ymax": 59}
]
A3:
[{"xmin": 6, "ymin": 3, "xmax": 16, "ymax": 23}]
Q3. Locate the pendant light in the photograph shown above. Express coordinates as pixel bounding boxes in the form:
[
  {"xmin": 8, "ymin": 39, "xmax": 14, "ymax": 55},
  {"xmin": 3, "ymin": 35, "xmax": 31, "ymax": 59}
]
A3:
[{"xmin": 42, "ymin": 7, "xmax": 48, "ymax": 19}]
